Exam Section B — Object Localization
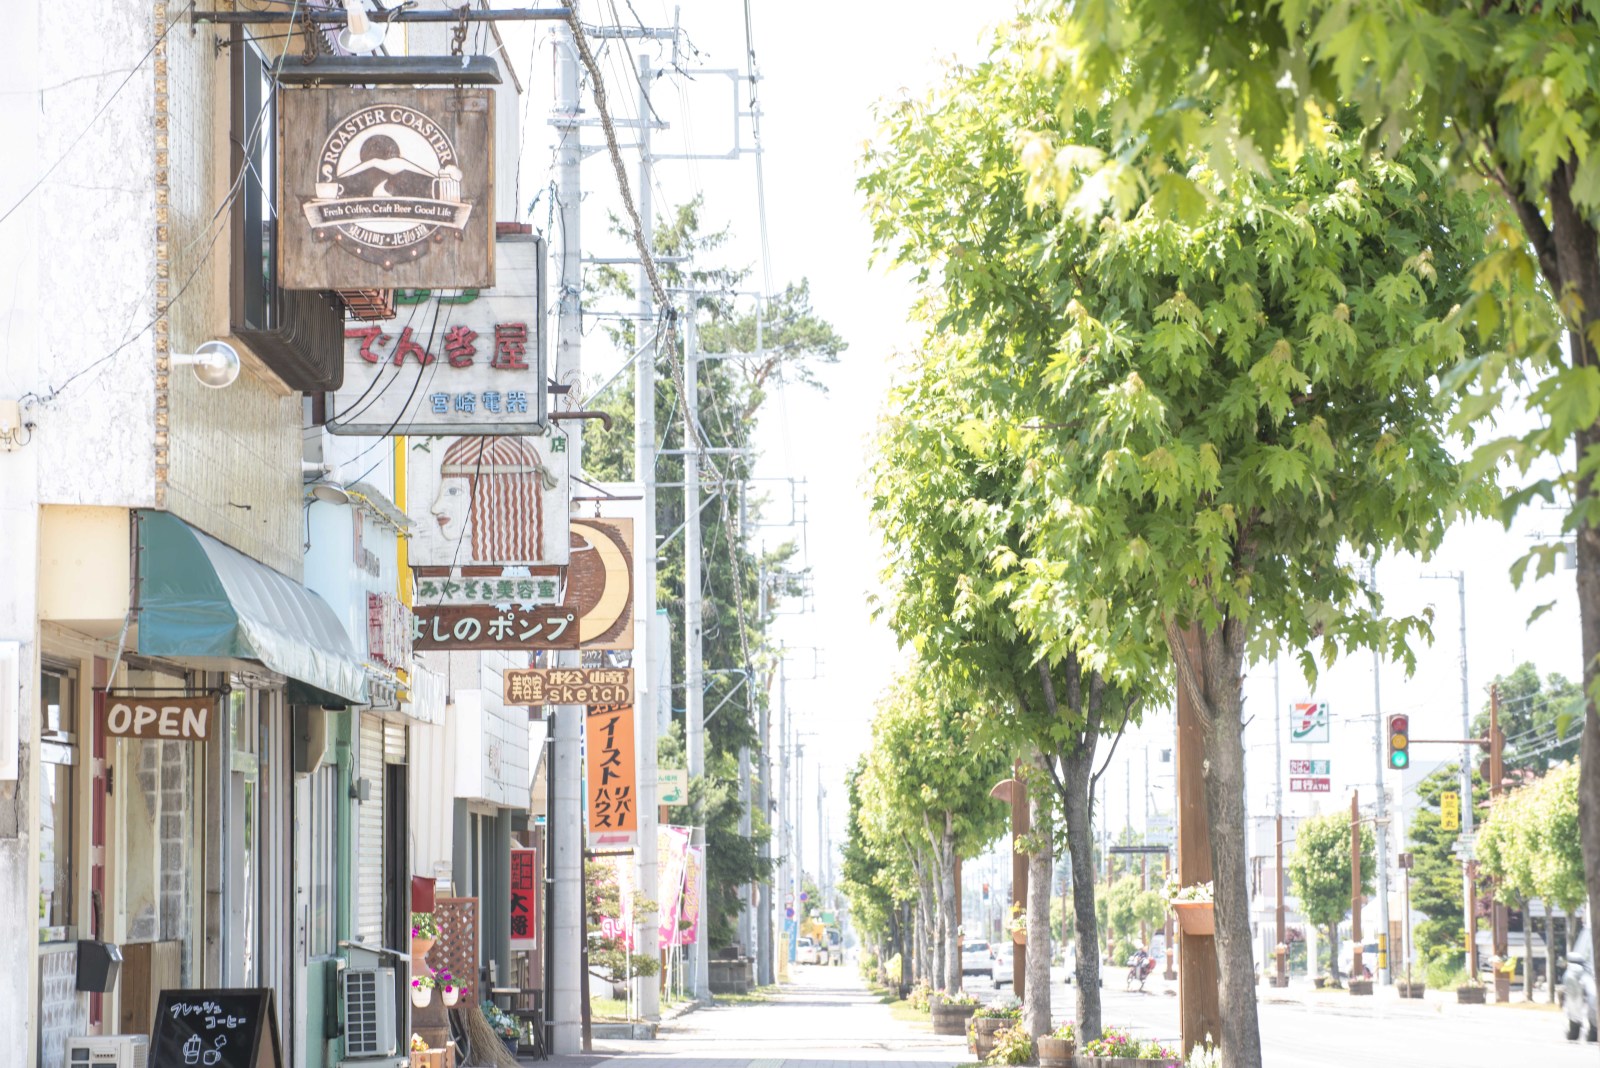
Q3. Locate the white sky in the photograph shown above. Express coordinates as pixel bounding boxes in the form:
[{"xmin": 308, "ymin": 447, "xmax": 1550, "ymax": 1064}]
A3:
[{"xmin": 508, "ymin": 2, "xmax": 1587, "ymax": 873}]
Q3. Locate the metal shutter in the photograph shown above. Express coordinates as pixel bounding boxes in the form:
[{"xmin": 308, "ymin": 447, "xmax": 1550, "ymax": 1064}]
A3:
[
  {"xmin": 357, "ymin": 713, "xmax": 385, "ymax": 944},
  {"xmin": 384, "ymin": 718, "xmax": 407, "ymax": 764}
]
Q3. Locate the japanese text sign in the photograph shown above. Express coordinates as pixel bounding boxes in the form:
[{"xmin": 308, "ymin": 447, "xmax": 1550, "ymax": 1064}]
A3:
[
  {"xmin": 658, "ymin": 768, "xmax": 688, "ymax": 806},
  {"xmin": 280, "ymin": 87, "xmax": 493, "ymax": 291},
  {"xmin": 677, "ymin": 846, "xmax": 704, "ymax": 946},
  {"xmin": 1289, "ymin": 776, "xmax": 1331, "ymax": 793},
  {"xmin": 585, "ymin": 705, "xmax": 638, "ymax": 837},
  {"xmin": 504, "ymin": 668, "xmax": 632, "ymax": 707},
  {"xmin": 657, "ymin": 826, "xmax": 690, "ymax": 950},
  {"xmin": 405, "ymin": 433, "xmax": 570, "ymax": 567},
  {"xmin": 150, "ymin": 988, "xmax": 282, "ymax": 1068},
  {"xmin": 1440, "ymin": 791, "xmax": 1461, "ymax": 832},
  {"xmin": 509, "ymin": 846, "xmax": 538, "ymax": 951},
  {"xmin": 1287, "ymin": 759, "xmax": 1331, "ymax": 775},
  {"xmin": 411, "ymin": 604, "xmax": 579, "ymax": 651},
  {"xmin": 327, "ymin": 237, "xmax": 546, "ymax": 436},
  {"xmin": 414, "ymin": 572, "xmax": 560, "ymax": 608},
  {"xmin": 99, "ymin": 693, "xmax": 214, "ymax": 742},
  {"xmin": 1290, "ymin": 700, "xmax": 1331, "ymax": 744}
]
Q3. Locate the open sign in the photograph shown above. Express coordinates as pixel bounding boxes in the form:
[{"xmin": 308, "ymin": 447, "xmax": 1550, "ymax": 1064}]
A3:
[{"xmin": 100, "ymin": 694, "xmax": 215, "ymax": 741}]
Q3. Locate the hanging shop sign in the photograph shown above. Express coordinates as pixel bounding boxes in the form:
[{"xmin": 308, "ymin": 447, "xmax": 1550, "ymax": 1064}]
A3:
[
  {"xmin": 98, "ymin": 693, "xmax": 215, "ymax": 742},
  {"xmin": 584, "ymin": 705, "xmax": 638, "ymax": 837},
  {"xmin": 509, "ymin": 846, "xmax": 539, "ymax": 952},
  {"xmin": 405, "ymin": 434, "xmax": 570, "ymax": 567},
  {"xmin": 504, "ymin": 667, "xmax": 633, "ymax": 707},
  {"xmin": 411, "ymin": 604, "xmax": 579, "ymax": 651},
  {"xmin": 1289, "ymin": 776, "xmax": 1331, "ymax": 793},
  {"xmin": 658, "ymin": 768, "xmax": 688, "ymax": 806},
  {"xmin": 569, "ymin": 517, "xmax": 634, "ymax": 649},
  {"xmin": 1287, "ymin": 759, "xmax": 1331, "ymax": 776},
  {"xmin": 326, "ymin": 236, "xmax": 546, "ymax": 436},
  {"xmin": 1440, "ymin": 790, "xmax": 1461, "ymax": 832},
  {"xmin": 413, "ymin": 571, "xmax": 561, "ymax": 608},
  {"xmin": 280, "ymin": 87, "xmax": 494, "ymax": 290},
  {"xmin": 1289, "ymin": 700, "xmax": 1331, "ymax": 744}
]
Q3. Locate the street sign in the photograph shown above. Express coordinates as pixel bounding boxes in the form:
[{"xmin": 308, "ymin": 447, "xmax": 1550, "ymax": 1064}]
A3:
[
  {"xmin": 1289, "ymin": 776, "xmax": 1331, "ymax": 793},
  {"xmin": 658, "ymin": 768, "xmax": 688, "ymax": 806},
  {"xmin": 1440, "ymin": 791, "xmax": 1461, "ymax": 832},
  {"xmin": 1287, "ymin": 759, "xmax": 1330, "ymax": 775},
  {"xmin": 504, "ymin": 667, "xmax": 632, "ymax": 707},
  {"xmin": 1145, "ymin": 814, "xmax": 1175, "ymax": 847},
  {"xmin": 1290, "ymin": 701, "xmax": 1331, "ymax": 744},
  {"xmin": 1451, "ymin": 832, "xmax": 1476, "ymax": 860}
]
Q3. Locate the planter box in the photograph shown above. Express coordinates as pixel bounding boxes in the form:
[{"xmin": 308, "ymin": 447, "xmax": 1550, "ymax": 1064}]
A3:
[
  {"xmin": 1348, "ymin": 980, "xmax": 1373, "ymax": 996},
  {"xmin": 931, "ymin": 1002, "xmax": 977, "ymax": 1036},
  {"xmin": 1037, "ymin": 1035, "xmax": 1075, "ymax": 1067},
  {"xmin": 1313, "ymin": 976, "xmax": 1327, "ymax": 989},
  {"xmin": 1012, "ymin": 929, "xmax": 1028, "ymax": 945},
  {"xmin": 1172, "ymin": 902, "xmax": 1214, "ymax": 937},
  {"xmin": 1397, "ymin": 981, "xmax": 1426, "ymax": 999},
  {"xmin": 1076, "ymin": 1058, "xmax": 1179, "ymax": 1068},
  {"xmin": 409, "ymin": 1050, "xmax": 455, "ymax": 1068},
  {"xmin": 973, "ymin": 1016, "xmax": 1017, "ymax": 1059},
  {"xmin": 1456, "ymin": 985, "xmax": 1486, "ymax": 1004}
]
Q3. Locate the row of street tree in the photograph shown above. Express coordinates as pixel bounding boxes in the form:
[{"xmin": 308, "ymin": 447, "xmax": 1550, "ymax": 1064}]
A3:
[{"xmin": 841, "ymin": 3, "xmax": 1600, "ymax": 1066}]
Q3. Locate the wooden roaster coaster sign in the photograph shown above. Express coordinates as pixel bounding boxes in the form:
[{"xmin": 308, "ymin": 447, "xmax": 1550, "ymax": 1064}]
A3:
[
  {"xmin": 504, "ymin": 667, "xmax": 632, "ymax": 707},
  {"xmin": 150, "ymin": 988, "xmax": 282, "ymax": 1068},
  {"xmin": 569, "ymin": 518, "xmax": 634, "ymax": 649},
  {"xmin": 280, "ymin": 87, "xmax": 494, "ymax": 290}
]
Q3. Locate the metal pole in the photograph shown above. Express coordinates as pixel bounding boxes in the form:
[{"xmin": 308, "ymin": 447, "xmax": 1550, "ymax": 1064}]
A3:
[
  {"xmin": 1370, "ymin": 599, "xmax": 1391, "ymax": 986},
  {"xmin": 1274, "ymin": 659, "xmax": 1286, "ymax": 986},
  {"xmin": 777, "ymin": 657, "xmax": 790, "ymax": 971},
  {"xmin": 549, "ymin": 22, "xmax": 584, "ymax": 1053},
  {"xmin": 757, "ymin": 671, "xmax": 774, "ymax": 984},
  {"xmin": 1456, "ymin": 574, "xmax": 1475, "ymax": 980},
  {"xmin": 1350, "ymin": 790, "xmax": 1363, "ymax": 984},
  {"xmin": 684, "ymin": 304, "xmax": 710, "ymax": 1000}
]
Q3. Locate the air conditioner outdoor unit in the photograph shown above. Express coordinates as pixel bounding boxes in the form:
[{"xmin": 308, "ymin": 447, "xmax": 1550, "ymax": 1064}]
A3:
[
  {"xmin": 66, "ymin": 1035, "xmax": 149, "ymax": 1068},
  {"xmin": 341, "ymin": 966, "xmax": 399, "ymax": 1059}
]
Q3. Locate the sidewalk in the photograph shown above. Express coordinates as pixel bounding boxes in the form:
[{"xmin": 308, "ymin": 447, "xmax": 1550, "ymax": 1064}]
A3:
[{"xmin": 535, "ymin": 966, "xmax": 970, "ymax": 1068}]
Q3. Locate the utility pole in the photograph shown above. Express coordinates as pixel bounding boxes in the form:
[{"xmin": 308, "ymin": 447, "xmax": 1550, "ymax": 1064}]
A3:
[
  {"xmin": 1368, "ymin": 571, "xmax": 1391, "ymax": 986},
  {"xmin": 549, "ymin": 21, "xmax": 584, "ymax": 1054},
  {"xmin": 777, "ymin": 657, "xmax": 790, "ymax": 969},
  {"xmin": 1489, "ymin": 684, "xmax": 1507, "ymax": 986},
  {"xmin": 817, "ymin": 768, "xmax": 826, "ymax": 906},
  {"xmin": 756, "ymin": 667, "xmax": 774, "ymax": 983},
  {"xmin": 683, "ymin": 302, "xmax": 710, "ymax": 1000},
  {"xmin": 1424, "ymin": 570, "xmax": 1474, "ymax": 978},
  {"xmin": 1350, "ymin": 790, "xmax": 1363, "ymax": 985},
  {"xmin": 1273, "ymin": 658, "xmax": 1287, "ymax": 986}
]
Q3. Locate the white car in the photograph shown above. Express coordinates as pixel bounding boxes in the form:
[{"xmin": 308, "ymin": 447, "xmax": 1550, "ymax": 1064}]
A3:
[
  {"xmin": 1336, "ymin": 940, "xmax": 1378, "ymax": 980},
  {"xmin": 991, "ymin": 945, "xmax": 1013, "ymax": 987},
  {"xmin": 795, "ymin": 936, "xmax": 820, "ymax": 965},
  {"xmin": 961, "ymin": 939, "xmax": 993, "ymax": 976}
]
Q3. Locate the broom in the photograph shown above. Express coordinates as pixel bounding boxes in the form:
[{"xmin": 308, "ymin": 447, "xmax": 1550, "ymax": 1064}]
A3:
[{"xmin": 454, "ymin": 1001, "xmax": 523, "ymax": 1068}]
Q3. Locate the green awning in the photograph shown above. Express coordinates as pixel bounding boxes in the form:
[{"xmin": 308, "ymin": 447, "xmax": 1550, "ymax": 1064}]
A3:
[{"xmin": 135, "ymin": 510, "xmax": 368, "ymax": 705}]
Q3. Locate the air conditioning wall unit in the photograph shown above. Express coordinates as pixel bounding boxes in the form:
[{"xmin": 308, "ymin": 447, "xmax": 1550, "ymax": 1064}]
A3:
[
  {"xmin": 341, "ymin": 966, "xmax": 399, "ymax": 1059},
  {"xmin": 66, "ymin": 1035, "xmax": 149, "ymax": 1068}
]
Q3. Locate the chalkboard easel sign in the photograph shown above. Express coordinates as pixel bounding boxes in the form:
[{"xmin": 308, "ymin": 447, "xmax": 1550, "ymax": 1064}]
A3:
[{"xmin": 150, "ymin": 988, "xmax": 283, "ymax": 1068}]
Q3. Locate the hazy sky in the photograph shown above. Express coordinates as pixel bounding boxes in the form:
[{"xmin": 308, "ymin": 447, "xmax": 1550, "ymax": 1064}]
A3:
[{"xmin": 523, "ymin": 2, "xmax": 1586, "ymax": 869}]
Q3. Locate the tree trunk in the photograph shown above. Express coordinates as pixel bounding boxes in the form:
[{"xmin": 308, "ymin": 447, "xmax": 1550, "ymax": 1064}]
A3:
[
  {"xmin": 1327, "ymin": 923, "xmax": 1340, "ymax": 984},
  {"xmin": 1547, "ymin": 906, "xmax": 1557, "ymax": 1005},
  {"xmin": 1061, "ymin": 754, "xmax": 1103, "ymax": 1041},
  {"xmin": 1523, "ymin": 897, "xmax": 1534, "ymax": 1001},
  {"xmin": 1025, "ymin": 754, "xmax": 1055, "ymax": 1038},
  {"xmin": 1186, "ymin": 619, "xmax": 1264, "ymax": 1068},
  {"xmin": 941, "ymin": 816, "xmax": 962, "ymax": 994}
]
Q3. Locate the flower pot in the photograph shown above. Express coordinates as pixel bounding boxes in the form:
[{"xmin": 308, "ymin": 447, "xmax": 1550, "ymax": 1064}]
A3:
[
  {"xmin": 1172, "ymin": 901, "xmax": 1214, "ymax": 937},
  {"xmin": 1037, "ymin": 1035, "xmax": 1075, "ymax": 1067},
  {"xmin": 1456, "ymin": 984, "xmax": 1486, "ymax": 1004},
  {"xmin": 1077, "ymin": 1058, "xmax": 1171, "ymax": 1068},
  {"xmin": 1348, "ymin": 979, "xmax": 1373, "ymax": 996},
  {"xmin": 441, "ymin": 986, "xmax": 460, "ymax": 1006},
  {"xmin": 1011, "ymin": 928, "xmax": 1027, "ymax": 945},
  {"xmin": 411, "ymin": 936, "xmax": 435, "ymax": 961},
  {"xmin": 1397, "ymin": 981, "xmax": 1426, "ymax": 999},
  {"xmin": 973, "ymin": 1017, "xmax": 1012, "ymax": 1059},
  {"xmin": 930, "ymin": 1001, "xmax": 976, "ymax": 1036},
  {"xmin": 1313, "ymin": 976, "xmax": 1327, "ymax": 989},
  {"xmin": 411, "ymin": 986, "xmax": 433, "ymax": 1009}
]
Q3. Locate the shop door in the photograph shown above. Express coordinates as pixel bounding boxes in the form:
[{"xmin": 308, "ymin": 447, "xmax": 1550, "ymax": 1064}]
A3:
[{"xmin": 294, "ymin": 759, "xmax": 339, "ymax": 1068}]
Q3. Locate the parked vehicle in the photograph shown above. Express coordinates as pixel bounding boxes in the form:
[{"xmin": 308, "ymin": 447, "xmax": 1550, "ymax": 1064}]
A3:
[
  {"xmin": 991, "ymin": 945, "xmax": 1013, "ymax": 987},
  {"xmin": 1476, "ymin": 930, "xmax": 1550, "ymax": 983},
  {"xmin": 961, "ymin": 938, "xmax": 993, "ymax": 976},
  {"xmin": 796, "ymin": 936, "xmax": 820, "ymax": 965},
  {"xmin": 1562, "ymin": 938, "xmax": 1597, "ymax": 1042},
  {"xmin": 1336, "ymin": 940, "xmax": 1378, "ymax": 980}
]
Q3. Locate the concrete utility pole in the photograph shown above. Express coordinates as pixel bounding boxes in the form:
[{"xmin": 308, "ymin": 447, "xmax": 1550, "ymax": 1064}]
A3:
[
  {"xmin": 777, "ymin": 657, "xmax": 790, "ymax": 966},
  {"xmin": 549, "ymin": 21, "xmax": 584, "ymax": 1054},
  {"xmin": 1351, "ymin": 790, "xmax": 1364, "ymax": 984},
  {"xmin": 756, "ymin": 666, "xmax": 774, "ymax": 983},
  {"xmin": 683, "ymin": 305, "xmax": 710, "ymax": 1000},
  {"xmin": 1368, "ymin": 571, "xmax": 1391, "ymax": 986},
  {"xmin": 1273, "ymin": 659, "xmax": 1287, "ymax": 986},
  {"xmin": 1450, "ymin": 574, "xmax": 1474, "ymax": 978}
]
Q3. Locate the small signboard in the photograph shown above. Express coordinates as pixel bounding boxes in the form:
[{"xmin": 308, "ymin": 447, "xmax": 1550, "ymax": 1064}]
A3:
[
  {"xmin": 150, "ymin": 988, "xmax": 282, "ymax": 1068},
  {"xmin": 405, "ymin": 434, "xmax": 570, "ymax": 568},
  {"xmin": 1287, "ymin": 759, "xmax": 1331, "ymax": 775},
  {"xmin": 658, "ymin": 768, "xmax": 688, "ymax": 806},
  {"xmin": 568, "ymin": 518, "xmax": 634, "ymax": 649},
  {"xmin": 504, "ymin": 668, "xmax": 632, "ymax": 707},
  {"xmin": 509, "ymin": 847, "xmax": 538, "ymax": 951},
  {"xmin": 1290, "ymin": 701, "xmax": 1331, "ymax": 744},
  {"xmin": 1440, "ymin": 790, "xmax": 1461, "ymax": 832},
  {"xmin": 585, "ymin": 706, "xmax": 638, "ymax": 836},
  {"xmin": 99, "ymin": 693, "xmax": 215, "ymax": 741},
  {"xmin": 413, "ymin": 571, "xmax": 561, "ymax": 608},
  {"xmin": 412, "ymin": 604, "xmax": 579, "ymax": 651},
  {"xmin": 1289, "ymin": 776, "xmax": 1331, "ymax": 793}
]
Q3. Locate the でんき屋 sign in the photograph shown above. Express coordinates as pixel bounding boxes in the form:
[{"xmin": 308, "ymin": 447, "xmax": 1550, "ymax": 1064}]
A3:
[
  {"xmin": 280, "ymin": 87, "xmax": 494, "ymax": 290},
  {"xmin": 99, "ymin": 693, "xmax": 215, "ymax": 741}
]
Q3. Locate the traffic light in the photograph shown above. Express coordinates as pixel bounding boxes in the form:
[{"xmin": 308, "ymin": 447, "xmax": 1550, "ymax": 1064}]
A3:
[{"xmin": 1387, "ymin": 714, "xmax": 1410, "ymax": 770}]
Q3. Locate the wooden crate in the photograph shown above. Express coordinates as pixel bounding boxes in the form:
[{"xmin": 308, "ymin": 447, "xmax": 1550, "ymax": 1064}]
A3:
[{"xmin": 408, "ymin": 1048, "xmax": 455, "ymax": 1068}]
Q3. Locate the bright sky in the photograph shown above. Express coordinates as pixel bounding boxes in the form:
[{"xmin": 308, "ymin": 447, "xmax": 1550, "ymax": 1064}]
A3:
[{"xmin": 513, "ymin": 2, "xmax": 1587, "ymax": 875}]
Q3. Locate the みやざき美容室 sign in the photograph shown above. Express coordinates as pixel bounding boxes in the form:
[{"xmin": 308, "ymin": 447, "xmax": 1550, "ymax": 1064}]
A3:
[{"xmin": 280, "ymin": 87, "xmax": 494, "ymax": 290}]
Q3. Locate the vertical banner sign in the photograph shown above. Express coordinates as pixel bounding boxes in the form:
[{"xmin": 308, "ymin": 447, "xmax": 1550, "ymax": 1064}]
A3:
[
  {"xmin": 657, "ymin": 825, "xmax": 690, "ymax": 950},
  {"xmin": 509, "ymin": 846, "xmax": 538, "ymax": 951},
  {"xmin": 677, "ymin": 846, "xmax": 705, "ymax": 946},
  {"xmin": 280, "ymin": 87, "xmax": 494, "ymax": 290},
  {"xmin": 1440, "ymin": 790, "xmax": 1461, "ymax": 832},
  {"xmin": 585, "ymin": 705, "xmax": 638, "ymax": 837},
  {"xmin": 1290, "ymin": 701, "xmax": 1331, "ymax": 744},
  {"xmin": 598, "ymin": 854, "xmax": 635, "ymax": 949}
]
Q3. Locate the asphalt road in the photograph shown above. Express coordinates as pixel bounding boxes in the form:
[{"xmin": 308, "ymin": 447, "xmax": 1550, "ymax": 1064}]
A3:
[{"xmin": 962, "ymin": 966, "xmax": 1597, "ymax": 1067}]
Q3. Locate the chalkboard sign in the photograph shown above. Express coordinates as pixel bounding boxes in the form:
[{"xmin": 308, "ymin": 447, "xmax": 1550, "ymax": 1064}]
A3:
[{"xmin": 150, "ymin": 988, "xmax": 282, "ymax": 1068}]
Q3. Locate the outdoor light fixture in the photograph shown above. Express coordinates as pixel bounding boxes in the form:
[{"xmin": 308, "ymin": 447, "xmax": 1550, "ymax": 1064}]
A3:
[
  {"xmin": 171, "ymin": 341, "xmax": 241, "ymax": 389},
  {"xmin": 307, "ymin": 479, "xmax": 351, "ymax": 506},
  {"xmin": 337, "ymin": 0, "xmax": 387, "ymax": 54}
]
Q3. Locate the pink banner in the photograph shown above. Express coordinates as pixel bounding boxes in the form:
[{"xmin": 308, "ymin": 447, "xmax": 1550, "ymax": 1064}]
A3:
[
  {"xmin": 657, "ymin": 825, "xmax": 691, "ymax": 950},
  {"xmin": 676, "ymin": 845, "xmax": 704, "ymax": 947},
  {"xmin": 597, "ymin": 853, "xmax": 634, "ymax": 949}
]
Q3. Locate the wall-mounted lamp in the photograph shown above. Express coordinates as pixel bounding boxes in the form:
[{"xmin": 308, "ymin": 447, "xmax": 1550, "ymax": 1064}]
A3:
[
  {"xmin": 337, "ymin": 0, "xmax": 387, "ymax": 53},
  {"xmin": 171, "ymin": 341, "xmax": 241, "ymax": 389},
  {"xmin": 307, "ymin": 480, "xmax": 350, "ymax": 506}
]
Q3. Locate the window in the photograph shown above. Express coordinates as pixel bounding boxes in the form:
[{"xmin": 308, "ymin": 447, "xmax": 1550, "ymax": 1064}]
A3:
[
  {"xmin": 229, "ymin": 31, "xmax": 345, "ymax": 392},
  {"xmin": 38, "ymin": 668, "xmax": 76, "ymax": 937}
]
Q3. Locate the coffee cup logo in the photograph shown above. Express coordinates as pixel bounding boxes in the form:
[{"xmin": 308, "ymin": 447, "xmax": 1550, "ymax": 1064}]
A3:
[{"xmin": 302, "ymin": 103, "xmax": 474, "ymax": 268}]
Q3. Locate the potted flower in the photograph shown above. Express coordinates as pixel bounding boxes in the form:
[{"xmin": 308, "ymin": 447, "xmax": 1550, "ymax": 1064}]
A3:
[
  {"xmin": 411, "ymin": 911, "xmax": 440, "ymax": 960},
  {"xmin": 986, "ymin": 1023, "xmax": 1034, "ymax": 1066},
  {"xmin": 437, "ymin": 969, "xmax": 460, "ymax": 1006},
  {"xmin": 1038, "ymin": 1021, "xmax": 1075, "ymax": 1068},
  {"xmin": 971, "ymin": 999, "xmax": 1021, "ymax": 1059},
  {"xmin": 482, "ymin": 1002, "xmax": 520, "ymax": 1053},
  {"xmin": 1164, "ymin": 877, "xmax": 1215, "ymax": 937},
  {"xmin": 410, "ymin": 974, "xmax": 435, "ymax": 1009},
  {"xmin": 1456, "ymin": 977, "xmax": 1486, "ymax": 1005},
  {"xmin": 1008, "ymin": 904, "xmax": 1027, "ymax": 945},
  {"xmin": 1078, "ymin": 1026, "xmax": 1182, "ymax": 1067},
  {"xmin": 929, "ymin": 991, "xmax": 979, "ymax": 1035}
]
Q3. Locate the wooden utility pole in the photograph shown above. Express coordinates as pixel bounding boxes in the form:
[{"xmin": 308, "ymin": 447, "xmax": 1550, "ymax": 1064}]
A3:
[
  {"xmin": 989, "ymin": 773, "xmax": 1030, "ymax": 995},
  {"xmin": 1350, "ymin": 791, "xmax": 1364, "ymax": 987},
  {"xmin": 1174, "ymin": 630, "xmax": 1220, "ymax": 1056},
  {"xmin": 1163, "ymin": 851, "xmax": 1176, "ymax": 981},
  {"xmin": 1274, "ymin": 813, "xmax": 1288, "ymax": 986},
  {"xmin": 1489, "ymin": 684, "xmax": 1508, "ymax": 997}
]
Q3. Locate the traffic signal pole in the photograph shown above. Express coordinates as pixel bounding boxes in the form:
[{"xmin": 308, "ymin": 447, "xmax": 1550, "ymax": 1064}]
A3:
[{"xmin": 1371, "ymin": 639, "xmax": 1391, "ymax": 985}]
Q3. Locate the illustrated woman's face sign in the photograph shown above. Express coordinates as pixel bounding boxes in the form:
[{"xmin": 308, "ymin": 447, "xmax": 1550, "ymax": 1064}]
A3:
[{"xmin": 431, "ymin": 476, "xmax": 472, "ymax": 545}]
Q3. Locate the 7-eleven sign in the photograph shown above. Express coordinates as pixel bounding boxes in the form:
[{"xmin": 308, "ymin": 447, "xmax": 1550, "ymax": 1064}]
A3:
[{"xmin": 1290, "ymin": 701, "xmax": 1330, "ymax": 744}]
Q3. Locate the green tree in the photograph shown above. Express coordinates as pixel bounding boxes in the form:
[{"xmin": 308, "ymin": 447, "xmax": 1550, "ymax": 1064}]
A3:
[
  {"xmin": 861, "ymin": 15, "xmax": 1500, "ymax": 1064},
  {"xmin": 1479, "ymin": 762, "xmax": 1585, "ymax": 917},
  {"xmin": 1406, "ymin": 765, "xmax": 1486, "ymax": 968},
  {"xmin": 1474, "ymin": 663, "xmax": 1583, "ymax": 776},
  {"xmin": 1288, "ymin": 811, "xmax": 1375, "ymax": 983},
  {"xmin": 1040, "ymin": 0, "xmax": 1600, "ymax": 998}
]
